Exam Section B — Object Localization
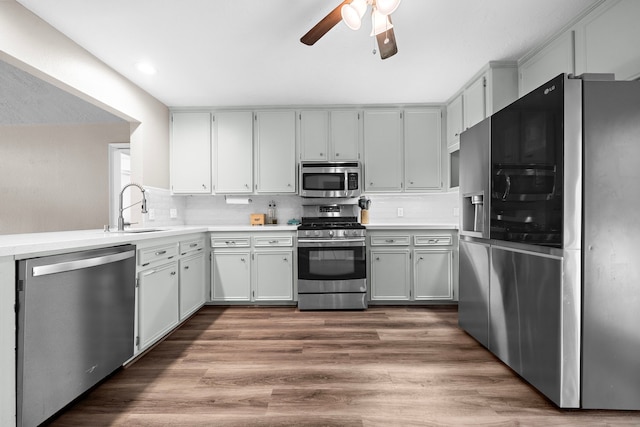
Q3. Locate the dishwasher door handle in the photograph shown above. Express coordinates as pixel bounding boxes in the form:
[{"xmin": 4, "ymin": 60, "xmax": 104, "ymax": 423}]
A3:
[{"xmin": 32, "ymin": 250, "xmax": 136, "ymax": 277}]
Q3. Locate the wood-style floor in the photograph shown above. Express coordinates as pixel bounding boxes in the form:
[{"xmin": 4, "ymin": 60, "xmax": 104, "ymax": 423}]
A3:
[{"xmin": 50, "ymin": 306, "xmax": 640, "ymax": 426}]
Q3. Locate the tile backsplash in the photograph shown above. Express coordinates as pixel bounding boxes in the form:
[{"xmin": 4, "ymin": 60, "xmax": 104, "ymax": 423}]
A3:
[{"xmin": 144, "ymin": 189, "xmax": 460, "ymax": 227}]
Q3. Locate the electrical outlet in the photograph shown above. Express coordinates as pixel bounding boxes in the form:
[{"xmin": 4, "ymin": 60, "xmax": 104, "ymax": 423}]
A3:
[
  {"xmin": 148, "ymin": 208, "xmax": 156, "ymax": 221},
  {"xmin": 453, "ymin": 207, "xmax": 460, "ymax": 217},
  {"xmin": 397, "ymin": 208, "xmax": 404, "ymax": 217},
  {"xmin": 170, "ymin": 208, "xmax": 178, "ymax": 219}
]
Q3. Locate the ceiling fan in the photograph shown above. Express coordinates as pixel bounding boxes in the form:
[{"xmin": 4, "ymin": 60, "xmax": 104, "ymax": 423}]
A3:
[{"xmin": 301, "ymin": 0, "xmax": 401, "ymax": 60}]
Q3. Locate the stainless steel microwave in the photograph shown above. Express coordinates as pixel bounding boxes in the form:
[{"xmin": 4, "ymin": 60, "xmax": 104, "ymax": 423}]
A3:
[{"xmin": 299, "ymin": 162, "xmax": 362, "ymax": 198}]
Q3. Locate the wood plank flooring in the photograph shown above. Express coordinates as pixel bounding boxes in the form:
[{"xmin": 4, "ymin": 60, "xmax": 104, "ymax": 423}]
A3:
[{"xmin": 50, "ymin": 306, "xmax": 640, "ymax": 426}]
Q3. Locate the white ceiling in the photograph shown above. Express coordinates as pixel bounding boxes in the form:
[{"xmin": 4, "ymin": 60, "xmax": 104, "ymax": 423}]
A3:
[{"xmin": 15, "ymin": 0, "xmax": 600, "ymax": 108}]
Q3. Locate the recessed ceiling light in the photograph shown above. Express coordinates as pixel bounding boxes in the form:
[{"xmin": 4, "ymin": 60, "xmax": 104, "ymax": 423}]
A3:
[{"xmin": 135, "ymin": 61, "xmax": 157, "ymax": 75}]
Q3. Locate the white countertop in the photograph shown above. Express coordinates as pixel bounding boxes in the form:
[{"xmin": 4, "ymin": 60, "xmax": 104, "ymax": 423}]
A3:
[
  {"xmin": 0, "ymin": 223, "xmax": 456, "ymax": 258},
  {"xmin": 364, "ymin": 223, "xmax": 458, "ymax": 230}
]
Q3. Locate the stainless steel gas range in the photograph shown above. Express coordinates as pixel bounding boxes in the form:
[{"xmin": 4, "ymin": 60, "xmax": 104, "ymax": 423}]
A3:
[{"xmin": 297, "ymin": 204, "xmax": 367, "ymax": 310}]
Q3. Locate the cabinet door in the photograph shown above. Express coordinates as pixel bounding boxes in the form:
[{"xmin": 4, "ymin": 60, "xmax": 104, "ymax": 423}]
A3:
[
  {"xmin": 446, "ymin": 94, "xmax": 463, "ymax": 148},
  {"xmin": 214, "ymin": 111, "xmax": 253, "ymax": 193},
  {"xmin": 463, "ymin": 76, "xmax": 486, "ymax": 130},
  {"xmin": 519, "ymin": 32, "xmax": 574, "ymax": 97},
  {"xmin": 300, "ymin": 111, "xmax": 329, "ymax": 161},
  {"xmin": 331, "ymin": 110, "xmax": 360, "ymax": 160},
  {"xmin": 253, "ymin": 250, "xmax": 293, "ymax": 301},
  {"xmin": 574, "ymin": 0, "xmax": 640, "ymax": 81},
  {"xmin": 138, "ymin": 262, "xmax": 179, "ymax": 349},
  {"xmin": 255, "ymin": 111, "xmax": 296, "ymax": 193},
  {"xmin": 212, "ymin": 252, "xmax": 251, "ymax": 301},
  {"xmin": 364, "ymin": 110, "xmax": 403, "ymax": 192},
  {"xmin": 414, "ymin": 249, "xmax": 453, "ymax": 300},
  {"xmin": 404, "ymin": 109, "xmax": 442, "ymax": 191},
  {"xmin": 171, "ymin": 112, "xmax": 211, "ymax": 194},
  {"xmin": 179, "ymin": 252, "xmax": 205, "ymax": 320},
  {"xmin": 370, "ymin": 249, "xmax": 410, "ymax": 300}
]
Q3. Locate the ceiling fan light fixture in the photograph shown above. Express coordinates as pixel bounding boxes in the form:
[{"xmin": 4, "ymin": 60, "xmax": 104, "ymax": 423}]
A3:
[
  {"xmin": 370, "ymin": 9, "xmax": 393, "ymax": 36},
  {"xmin": 351, "ymin": 0, "xmax": 368, "ymax": 17},
  {"xmin": 375, "ymin": 0, "xmax": 401, "ymax": 16},
  {"xmin": 341, "ymin": 4, "xmax": 362, "ymax": 30}
]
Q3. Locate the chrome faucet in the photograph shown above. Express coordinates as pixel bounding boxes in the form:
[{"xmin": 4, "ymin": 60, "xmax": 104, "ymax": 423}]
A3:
[{"xmin": 118, "ymin": 183, "xmax": 148, "ymax": 231}]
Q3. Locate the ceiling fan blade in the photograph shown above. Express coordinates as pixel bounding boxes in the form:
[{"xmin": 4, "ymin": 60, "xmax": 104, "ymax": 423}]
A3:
[
  {"xmin": 376, "ymin": 21, "xmax": 398, "ymax": 59},
  {"xmin": 301, "ymin": 0, "xmax": 351, "ymax": 46}
]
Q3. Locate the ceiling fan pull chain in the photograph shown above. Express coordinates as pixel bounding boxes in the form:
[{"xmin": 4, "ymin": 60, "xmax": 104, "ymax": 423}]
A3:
[{"xmin": 372, "ymin": 8, "xmax": 377, "ymax": 55}]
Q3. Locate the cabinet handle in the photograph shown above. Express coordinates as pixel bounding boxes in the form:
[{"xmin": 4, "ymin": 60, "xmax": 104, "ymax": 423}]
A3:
[
  {"xmin": 240, "ymin": 258, "xmax": 246, "ymax": 262},
  {"xmin": 385, "ymin": 239, "xmax": 395, "ymax": 243},
  {"xmin": 245, "ymin": 184, "xmax": 249, "ymax": 188},
  {"xmin": 155, "ymin": 250, "xmax": 167, "ymax": 256},
  {"xmin": 202, "ymin": 184, "xmax": 206, "ymax": 189},
  {"xmin": 170, "ymin": 271, "xmax": 176, "ymax": 276},
  {"xmin": 419, "ymin": 257, "xmax": 424, "ymax": 261},
  {"xmin": 370, "ymin": 182, "xmax": 374, "ymax": 186},
  {"xmin": 283, "ymin": 257, "xmax": 288, "ymax": 262},
  {"xmin": 184, "ymin": 265, "xmax": 190, "ymax": 270},
  {"xmin": 190, "ymin": 243, "xmax": 198, "ymax": 247},
  {"xmin": 268, "ymin": 240, "xmax": 278, "ymax": 244},
  {"xmin": 454, "ymin": 133, "xmax": 459, "ymax": 137},
  {"xmin": 225, "ymin": 241, "xmax": 236, "ymax": 246},
  {"xmin": 287, "ymin": 183, "xmax": 292, "ymax": 187},
  {"xmin": 410, "ymin": 181, "xmax": 414, "ymax": 185},
  {"xmin": 335, "ymin": 152, "xmax": 340, "ymax": 157},
  {"xmin": 375, "ymin": 257, "xmax": 380, "ymax": 261}
]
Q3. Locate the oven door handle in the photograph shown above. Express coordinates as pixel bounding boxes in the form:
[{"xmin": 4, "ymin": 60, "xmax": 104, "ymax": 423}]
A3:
[{"xmin": 298, "ymin": 239, "xmax": 365, "ymax": 247}]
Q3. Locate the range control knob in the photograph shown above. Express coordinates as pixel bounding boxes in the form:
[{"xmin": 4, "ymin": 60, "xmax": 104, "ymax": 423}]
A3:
[
  {"xmin": 328, "ymin": 230, "xmax": 335, "ymax": 237},
  {"xmin": 314, "ymin": 230, "xmax": 321, "ymax": 236}
]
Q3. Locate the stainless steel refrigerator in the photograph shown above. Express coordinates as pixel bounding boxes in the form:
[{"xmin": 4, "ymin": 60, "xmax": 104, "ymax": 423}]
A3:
[{"xmin": 459, "ymin": 73, "xmax": 640, "ymax": 410}]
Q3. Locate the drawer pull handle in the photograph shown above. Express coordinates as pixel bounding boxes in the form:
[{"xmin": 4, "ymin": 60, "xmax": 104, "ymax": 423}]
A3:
[
  {"xmin": 269, "ymin": 240, "xmax": 278, "ymax": 244},
  {"xmin": 190, "ymin": 243, "xmax": 198, "ymax": 247},
  {"xmin": 385, "ymin": 239, "xmax": 395, "ymax": 243},
  {"xmin": 184, "ymin": 266, "xmax": 190, "ymax": 270},
  {"xmin": 240, "ymin": 258, "xmax": 246, "ymax": 262},
  {"xmin": 155, "ymin": 250, "xmax": 167, "ymax": 256},
  {"xmin": 170, "ymin": 271, "xmax": 176, "ymax": 276},
  {"xmin": 283, "ymin": 257, "xmax": 288, "ymax": 262},
  {"xmin": 225, "ymin": 241, "xmax": 236, "ymax": 246}
]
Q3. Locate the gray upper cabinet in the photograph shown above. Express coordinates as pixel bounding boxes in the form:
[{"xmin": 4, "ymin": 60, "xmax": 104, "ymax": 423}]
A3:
[
  {"xmin": 446, "ymin": 94, "xmax": 463, "ymax": 149},
  {"xmin": 364, "ymin": 110, "xmax": 404, "ymax": 192},
  {"xmin": 213, "ymin": 111, "xmax": 253, "ymax": 193},
  {"xmin": 170, "ymin": 112, "xmax": 212, "ymax": 194},
  {"xmin": 404, "ymin": 108, "xmax": 442, "ymax": 191},
  {"xmin": 255, "ymin": 110, "xmax": 296, "ymax": 193},
  {"xmin": 299, "ymin": 110, "xmax": 360, "ymax": 161},
  {"xmin": 574, "ymin": 0, "xmax": 640, "ymax": 81}
]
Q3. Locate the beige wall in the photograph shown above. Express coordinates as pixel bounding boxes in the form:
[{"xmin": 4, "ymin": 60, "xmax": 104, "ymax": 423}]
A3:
[
  {"xmin": 0, "ymin": 123, "xmax": 130, "ymax": 234},
  {"xmin": 0, "ymin": 0, "xmax": 170, "ymax": 205}
]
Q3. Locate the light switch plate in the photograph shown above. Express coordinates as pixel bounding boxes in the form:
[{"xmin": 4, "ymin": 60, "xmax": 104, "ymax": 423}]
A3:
[
  {"xmin": 397, "ymin": 208, "xmax": 404, "ymax": 217},
  {"xmin": 170, "ymin": 208, "xmax": 178, "ymax": 219}
]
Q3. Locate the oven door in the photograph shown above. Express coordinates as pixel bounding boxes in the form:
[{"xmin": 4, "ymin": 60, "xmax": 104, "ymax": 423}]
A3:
[{"xmin": 297, "ymin": 240, "xmax": 366, "ymax": 293}]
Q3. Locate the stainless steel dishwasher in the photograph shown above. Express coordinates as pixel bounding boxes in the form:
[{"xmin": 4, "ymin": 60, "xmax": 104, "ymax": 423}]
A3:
[{"xmin": 16, "ymin": 244, "xmax": 136, "ymax": 427}]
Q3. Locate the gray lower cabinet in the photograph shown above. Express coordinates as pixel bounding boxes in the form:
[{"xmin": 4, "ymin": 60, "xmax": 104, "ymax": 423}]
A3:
[
  {"xmin": 138, "ymin": 261, "xmax": 179, "ymax": 350},
  {"xmin": 210, "ymin": 232, "xmax": 295, "ymax": 303},
  {"xmin": 179, "ymin": 252, "xmax": 206, "ymax": 320},
  {"xmin": 370, "ymin": 249, "xmax": 411, "ymax": 300},
  {"xmin": 368, "ymin": 229, "xmax": 457, "ymax": 303},
  {"xmin": 212, "ymin": 251, "xmax": 251, "ymax": 301}
]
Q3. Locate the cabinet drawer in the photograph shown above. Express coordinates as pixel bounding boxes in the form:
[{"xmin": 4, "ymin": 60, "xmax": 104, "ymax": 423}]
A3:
[
  {"xmin": 138, "ymin": 243, "xmax": 179, "ymax": 266},
  {"xmin": 211, "ymin": 236, "xmax": 251, "ymax": 248},
  {"xmin": 253, "ymin": 235, "xmax": 293, "ymax": 247},
  {"xmin": 414, "ymin": 235, "xmax": 452, "ymax": 246},
  {"xmin": 180, "ymin": 238, "xmax": 205, "ymax": 255},
  {"xmin": 370, "ymin": 235, "xmax": 410, "ymax": 246}
]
